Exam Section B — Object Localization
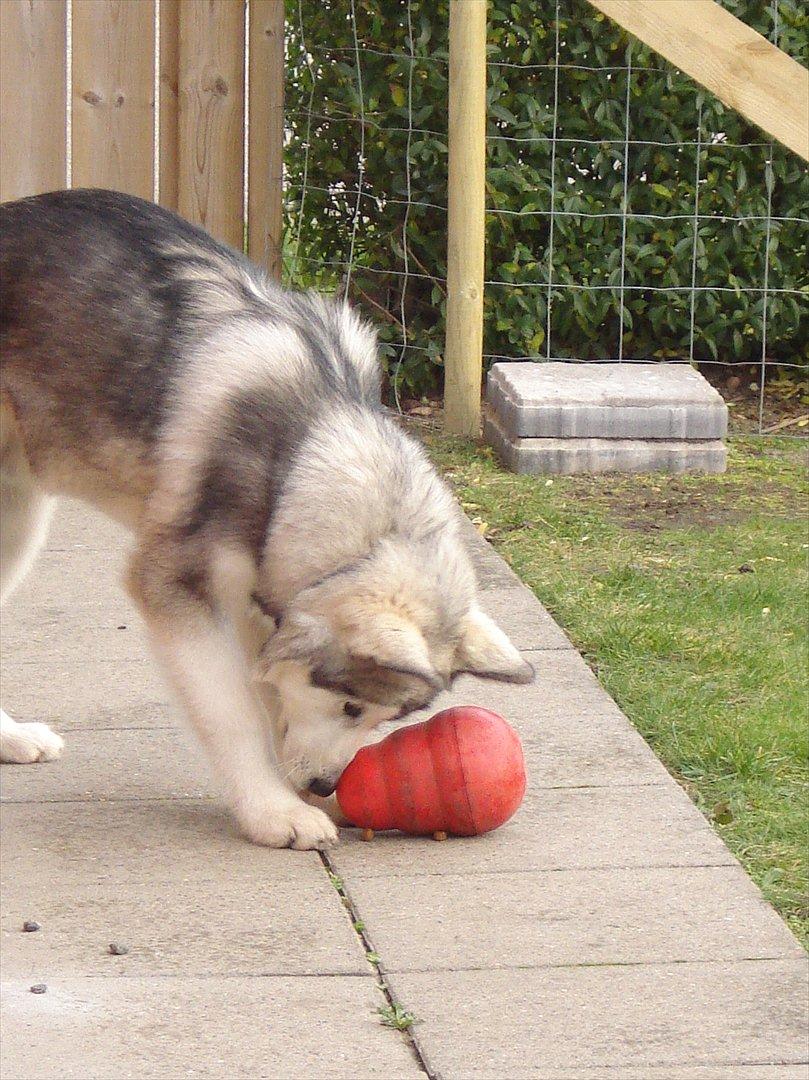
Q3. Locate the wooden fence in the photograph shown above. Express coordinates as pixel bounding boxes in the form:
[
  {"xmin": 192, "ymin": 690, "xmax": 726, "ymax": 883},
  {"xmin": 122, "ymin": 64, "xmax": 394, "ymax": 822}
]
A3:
[
  {"xmin": 0, "ymin": 0, "xmax": 284, "ymax": 277},
  {"xmin": 1, "ymin": 0, "xmax": 806, "ymax": 434}
]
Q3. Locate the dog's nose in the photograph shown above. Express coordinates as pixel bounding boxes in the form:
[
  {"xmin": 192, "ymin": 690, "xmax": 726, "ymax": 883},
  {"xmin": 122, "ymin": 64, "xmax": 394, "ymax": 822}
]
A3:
[{"xmin": 307, "ymin": 777, "xmax": 337, "ymax": 798}]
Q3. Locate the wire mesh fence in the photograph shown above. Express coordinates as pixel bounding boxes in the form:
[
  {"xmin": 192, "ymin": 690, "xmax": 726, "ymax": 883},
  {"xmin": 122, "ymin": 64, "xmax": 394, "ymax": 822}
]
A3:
[{"xmin": 284, "ymin": 0, "xmax": 808, "ymax": 435}]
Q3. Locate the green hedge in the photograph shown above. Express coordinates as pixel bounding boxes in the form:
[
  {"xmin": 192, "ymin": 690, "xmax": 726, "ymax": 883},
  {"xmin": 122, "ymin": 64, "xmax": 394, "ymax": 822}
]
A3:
[{"xmin": 284, "ymin": 0, "xmax": 808, "ymax": 397}]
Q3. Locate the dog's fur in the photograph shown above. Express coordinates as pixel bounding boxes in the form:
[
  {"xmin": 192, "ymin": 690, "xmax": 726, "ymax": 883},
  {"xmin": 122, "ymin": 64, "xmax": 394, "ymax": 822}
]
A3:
[{"xmin": 0, "ymin": 189, "xmax": 532, "ymax": 849}]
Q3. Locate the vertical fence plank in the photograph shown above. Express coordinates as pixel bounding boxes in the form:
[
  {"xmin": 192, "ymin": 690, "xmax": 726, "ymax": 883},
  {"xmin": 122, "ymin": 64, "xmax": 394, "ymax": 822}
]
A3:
[
  {"xmin": 444, "ymin": 0, "xmax": 488, "ymax": 436},
  {"xmin": 0, "ymin": 0, "xmax": 67, "ymax": 201},
  {"xmin": 159, "ymin": 0, "xmax": 180, "ymax": 210},
  {"xmin": 248, "ymin": 0, "xmax": 284, "ymax": 278},
  {"xmin": 71, "ymin": 0, "xmax": 155, "ymax": 197},
  {"xmin": 177, "ymin": 0, "xmax": 245, "ymax": 248}
]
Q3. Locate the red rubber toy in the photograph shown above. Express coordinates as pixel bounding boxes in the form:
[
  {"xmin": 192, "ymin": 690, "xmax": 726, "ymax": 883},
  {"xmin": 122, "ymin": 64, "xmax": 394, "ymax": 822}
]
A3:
[{"xmin": 335, "ymin": 706, "xmax": 526, "ymax": 837}]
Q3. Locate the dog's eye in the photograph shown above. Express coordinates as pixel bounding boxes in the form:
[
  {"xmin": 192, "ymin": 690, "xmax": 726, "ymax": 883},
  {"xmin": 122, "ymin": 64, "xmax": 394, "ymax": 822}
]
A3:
[{"xmin": 343, "ymin": 702, "xmax": 363, "ymax": 720}]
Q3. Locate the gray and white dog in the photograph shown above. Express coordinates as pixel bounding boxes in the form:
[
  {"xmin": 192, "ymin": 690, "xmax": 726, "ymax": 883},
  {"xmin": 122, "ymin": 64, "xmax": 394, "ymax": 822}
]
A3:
[{"xmin": 0, "ymin": 189, "xmax": 532, "ymax": 849}]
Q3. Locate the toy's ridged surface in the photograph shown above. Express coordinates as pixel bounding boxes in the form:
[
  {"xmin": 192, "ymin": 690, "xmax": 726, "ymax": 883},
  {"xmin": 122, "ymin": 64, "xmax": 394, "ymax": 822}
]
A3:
[{"xmin": 335, "ymin": 707, "xmax": 526, "ymax": 836}]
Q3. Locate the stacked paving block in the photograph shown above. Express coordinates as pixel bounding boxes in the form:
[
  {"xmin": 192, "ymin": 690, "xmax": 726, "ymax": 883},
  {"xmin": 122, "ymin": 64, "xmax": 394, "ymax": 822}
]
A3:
[{"xmin": 484, "ymin": 362, "xmax": 728, "ymax": 474}]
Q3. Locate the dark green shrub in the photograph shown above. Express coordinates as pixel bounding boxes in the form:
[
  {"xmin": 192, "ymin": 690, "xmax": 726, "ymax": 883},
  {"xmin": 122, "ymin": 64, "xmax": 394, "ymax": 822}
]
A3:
[{"xmin": 284, "ymin": 0, "xmax": 808, "ymax": 397}]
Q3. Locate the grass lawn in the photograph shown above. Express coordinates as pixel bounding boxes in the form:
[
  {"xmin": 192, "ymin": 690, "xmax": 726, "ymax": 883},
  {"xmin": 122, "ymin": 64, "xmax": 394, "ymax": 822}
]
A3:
[{"xmin": 422, "ymin": 430, "xmax": 809, "ymax": 945}]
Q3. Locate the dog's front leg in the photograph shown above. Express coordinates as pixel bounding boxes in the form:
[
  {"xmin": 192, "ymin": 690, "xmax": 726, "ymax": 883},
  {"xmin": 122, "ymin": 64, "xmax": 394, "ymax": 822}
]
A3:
[{"xmin": 128, "ymin": 564, "xmax": 338, "ymax": 850}]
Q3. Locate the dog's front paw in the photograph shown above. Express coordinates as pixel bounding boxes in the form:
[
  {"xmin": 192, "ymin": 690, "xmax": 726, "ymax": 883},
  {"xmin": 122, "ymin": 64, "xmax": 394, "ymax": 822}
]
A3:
[
  {"xmin": 0, "ymin": 718, "xmax": 64, "ymax": 764},
  {"xmin": 237, "ymin": 795, "xmax": 340, "ymax": 850},
  {"xmin": 302, "ymin": 790, "xmax": 351, "ymax": 827}
]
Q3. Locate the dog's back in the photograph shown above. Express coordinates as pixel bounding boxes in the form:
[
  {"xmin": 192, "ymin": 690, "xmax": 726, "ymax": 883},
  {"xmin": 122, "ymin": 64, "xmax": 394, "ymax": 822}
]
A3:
[
  {"xmin": 0, "ymin": 189, "xmax": 381, "ymax": 524},
  {"xmin": 0, "ymin": 188, "xmax": 532, "ymax": 844}
]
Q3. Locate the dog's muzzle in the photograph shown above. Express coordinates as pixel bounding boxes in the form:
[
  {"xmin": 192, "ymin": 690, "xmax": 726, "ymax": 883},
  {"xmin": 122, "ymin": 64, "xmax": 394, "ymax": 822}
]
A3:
[{"xmin": 307, "ymin": 777, "xmax": 338, "ymax": 798}]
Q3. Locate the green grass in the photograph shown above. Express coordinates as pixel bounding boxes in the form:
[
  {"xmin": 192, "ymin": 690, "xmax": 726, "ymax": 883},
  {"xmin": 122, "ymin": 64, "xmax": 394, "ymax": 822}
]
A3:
[{"xmin": 424, "ymin": 431, "xmax": 809, "ymax": 946}]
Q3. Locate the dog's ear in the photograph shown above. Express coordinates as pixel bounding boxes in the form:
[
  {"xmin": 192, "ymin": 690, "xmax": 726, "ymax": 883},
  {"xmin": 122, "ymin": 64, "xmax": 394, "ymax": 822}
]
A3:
[
  {"xmin": 345, "ymin": 617, "xmax": 441, "ymax": 693},
  {"xmin": 454, "ymin": 605, "xmax": 534, "ymax": 684},
  {"xmin": 255, "ymin": 613, "xmax": 332, "ymax": 677}
]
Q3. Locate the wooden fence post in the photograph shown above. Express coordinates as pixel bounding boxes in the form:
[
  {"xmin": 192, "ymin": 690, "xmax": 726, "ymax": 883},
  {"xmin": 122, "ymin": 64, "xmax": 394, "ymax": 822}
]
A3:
[
  {"xmin": 0, "ymin": 0, "xmax": 67, "ymax": 201},
  {"xmin": 177, "ymin": 0, "xmax": 245, "ymax": 249},
  {"xmin": 159, "ymin": 0, "xmax": 180, "ymax": 210},
  {"xmin": 71, "ymin": 0, "xmax": 155, "ymax": 198},
  {"xmin": 444, "ymin": 0, "xmax": 488, "ymax": 437},
  {"xmin": 248, "ymin": 0, "xmax": 285, "ymax": 278}
]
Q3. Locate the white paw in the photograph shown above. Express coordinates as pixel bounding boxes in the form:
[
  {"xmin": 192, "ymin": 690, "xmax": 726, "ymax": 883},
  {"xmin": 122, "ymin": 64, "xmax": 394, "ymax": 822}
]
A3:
[
  {"xmin": 302, "ymin": 790, "xmax": 351, "ymax": 827},
  {"xmin": 237, "ymin": 795, "xmax": 340, "ymax": 850},
  {"xmin": 0, "ymin": 719, "xmax": 64, "ymax": 763}
]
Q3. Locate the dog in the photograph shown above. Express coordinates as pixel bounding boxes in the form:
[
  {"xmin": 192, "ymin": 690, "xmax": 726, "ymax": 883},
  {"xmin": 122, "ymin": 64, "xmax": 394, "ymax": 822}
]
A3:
[{"xmin": 0, "ymin": 188, "xmax": 533, "ymax": 849}]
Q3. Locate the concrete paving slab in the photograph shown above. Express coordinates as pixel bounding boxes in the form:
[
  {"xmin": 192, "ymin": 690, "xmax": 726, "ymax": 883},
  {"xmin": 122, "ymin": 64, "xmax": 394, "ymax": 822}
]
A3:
[
  {"xmin": 486, "ymin": 361, "xmax": 728, "ymax": 439},
  {"xmin": 332, "ymin": 781, "xmax": 734, "ymax": 879},
  {"xmin": 0, "ymin": 800, "xmax": 321, "ymax": 886},
  {"xmin": 490, "ymin": 1067, "xmax": 809, "ymax": 1080},
  {"xmin": 342, "ymin": 865, "xmax": 802, "ymax": 972},
  {"xmin": 451, "ymin": 646, "xmax": 659, "ymax": 733},
  {"xmin": 391, "ymin": 655, "xmax": 671, "ymax": 789},
  {"xmin": 3, "ymin": 487, "xmax": 805, "ymax": 1080},
  {"xmin": 1, "ymin": 620, "xmax": 151, "ymax": 667},
  {"xmin": 35, "ymin": 498, "xmax": 130, "ymax": 552},
  {"xmin": 389, "ymin": 960, "xmax": 809, "ymax": 1078},
  {"xmin": 1, "ymin": 871, "xmax": 367, "ymax": 977},
  {"xmin": 0, "ymin": 727, "xmax": 212, "ymax": 802},
  {"xmin": 460, "ymin": 519, "xmax": 525, "ymax": 591},
  {"xmin": 485, "ymin": 409, "xmax": 728, "ymax": 475},
  {"xmin": 0, "ymin": 976, "xmax": 425, "ymax": 1080},
  {"xmin": 9, "ymin": 548, "xmax": 131, "ymax": 614},
  {"xmin": 476, "ymin": 586, "xmax": 574, "ymax": 650},
  {"xmin": 0, "ymin": 659, "xmax": 170, "ymax": 731}
]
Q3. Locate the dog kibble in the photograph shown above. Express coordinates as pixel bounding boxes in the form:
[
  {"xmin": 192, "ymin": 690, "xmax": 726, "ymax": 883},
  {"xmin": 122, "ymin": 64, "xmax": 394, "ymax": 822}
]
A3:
[
  {"xmin": 361, "ymin": 829, "xmax": 375, "ymax": 842},
  {"xmin": 22, "ymin": 921, "xmax": 41, "ymax": 933},
  {"xmin": 108, "ymin": 943, "xmax": 129, "ymax": 956},
  {"xmin": 30, "ymin": 984, "xmax": 47, "ymax": 994},
  {"xmin": 433, "ymin": 831, "xmax": 448, "ymax": 842}
]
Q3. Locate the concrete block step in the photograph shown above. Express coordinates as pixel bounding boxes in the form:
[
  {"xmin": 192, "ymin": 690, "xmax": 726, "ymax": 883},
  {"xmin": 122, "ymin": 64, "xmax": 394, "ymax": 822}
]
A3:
[
  {"xmin": 486, "ymin": 361, "xmax": 728, "ymax": 440},
  {"xmin": 484, "ymin": 411, "xmax": 727, "ymax": 475}
]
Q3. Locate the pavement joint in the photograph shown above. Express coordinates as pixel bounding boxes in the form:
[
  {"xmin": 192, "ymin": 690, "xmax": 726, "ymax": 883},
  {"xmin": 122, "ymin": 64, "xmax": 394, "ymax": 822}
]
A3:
[
  {"xmin": 319, "ymin": 851, "xmax": 434, "ymax": 1080},
  {"xmin": 384, "ymin": 955, "xmax": 801, "ymax": 975}
]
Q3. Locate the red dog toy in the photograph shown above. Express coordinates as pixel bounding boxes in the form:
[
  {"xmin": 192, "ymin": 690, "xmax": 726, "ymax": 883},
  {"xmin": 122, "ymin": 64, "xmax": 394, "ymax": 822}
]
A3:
[{"xmin": 335, "ymin": 706, "xmax": 526, "ymax": 838}]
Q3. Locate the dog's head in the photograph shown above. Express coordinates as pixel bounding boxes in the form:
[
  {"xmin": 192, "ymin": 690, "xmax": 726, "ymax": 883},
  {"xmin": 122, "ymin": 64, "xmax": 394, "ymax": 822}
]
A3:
[{"xmin": 254, "ymin": 536, "xmax": 532, "ymax": 796}]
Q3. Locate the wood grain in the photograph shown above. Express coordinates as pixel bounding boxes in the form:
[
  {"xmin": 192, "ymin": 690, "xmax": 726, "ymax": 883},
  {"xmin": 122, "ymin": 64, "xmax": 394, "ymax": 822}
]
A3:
[
  {"xmin": 0, "ymin": 0, "xmax": 67, "ymax": 201},
  {"xmin": 71, "ymin": 0, "xmax": 156, "ymax": 197},
  {"xmin": 589, "ymin": 0, "xmax": 809, "ymax": 161},
  {"xmin": 247, "ymin": 0, "xmax": 284, "ymax": 278},
  {"xmin": 444, "ymin": 0, "xmax": 488, "ymax": 436},
  {"xmin": 158, "ymin": 0, "xmax": 180, "ymax": 210},
  {"xmin": 177, "ymin": 0, "xmax": 245, "ymax": 248}
]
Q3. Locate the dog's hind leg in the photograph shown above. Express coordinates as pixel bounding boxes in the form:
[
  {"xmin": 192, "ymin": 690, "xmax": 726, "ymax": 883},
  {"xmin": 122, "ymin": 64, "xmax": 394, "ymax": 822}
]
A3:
[{"xmin": 0, "ymin": 397, "xmax": 63, "ymax": 763}]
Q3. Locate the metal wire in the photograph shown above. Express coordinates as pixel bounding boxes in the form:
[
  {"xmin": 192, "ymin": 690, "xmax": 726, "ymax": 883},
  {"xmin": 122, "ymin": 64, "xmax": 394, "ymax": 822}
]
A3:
[
  {"xmin": 392, "ymin": 0, "xmax": 416, "ymax": 413},
  {"xmin": 343, "ymin": 0, "xmax": 366, "ymax": 301},
  {"xmin": 291, "ymin": 0, "xmax": 318, "ymax": 282},
  {"xmin": 617, "ymin": 47, "xmax": 633, "ymax": 361},
  {"xmin": 757, "ymin": 0, "xmax": 780, "ymax": 435},
  {"xmin": 688, "ymin": 102, "xmax": 703, "ymax": 366},
  {"xmin": 288, "ymin": 0, "xmax": 807, "ymax": 434},
  {"xmin": 545, "ymin": 3, "xmax": 561, "ymax": 360}
]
